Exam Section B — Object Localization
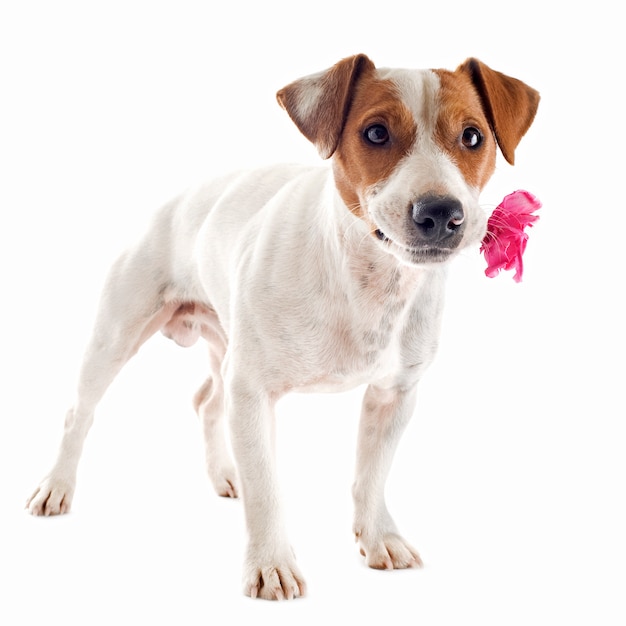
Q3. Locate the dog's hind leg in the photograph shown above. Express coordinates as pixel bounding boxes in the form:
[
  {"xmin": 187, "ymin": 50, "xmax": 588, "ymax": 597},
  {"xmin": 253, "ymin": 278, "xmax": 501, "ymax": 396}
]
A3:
[
  {"xmin": 193, "ymin": 329, "xmax": 239, "ymax": 499},
  {"xmin": 26, "ymin": 248, "xmax": 179, "ymax": 516}
]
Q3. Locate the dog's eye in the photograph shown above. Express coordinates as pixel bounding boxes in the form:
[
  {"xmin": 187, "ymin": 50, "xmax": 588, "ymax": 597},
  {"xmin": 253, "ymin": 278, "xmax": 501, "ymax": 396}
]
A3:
[
  {"xmin": 461, "ymin": 127, "xmax": 483, "ymax": 149},
  {"xmin": 364, "ymin": 124, "xmax": 390, "ymax": 146}
]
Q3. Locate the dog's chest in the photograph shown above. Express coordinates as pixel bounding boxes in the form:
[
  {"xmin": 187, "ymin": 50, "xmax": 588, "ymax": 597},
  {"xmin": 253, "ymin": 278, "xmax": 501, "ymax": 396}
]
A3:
[{"xmin": 302, "ymin": 262, "xmax": 425, "ymax": 391}]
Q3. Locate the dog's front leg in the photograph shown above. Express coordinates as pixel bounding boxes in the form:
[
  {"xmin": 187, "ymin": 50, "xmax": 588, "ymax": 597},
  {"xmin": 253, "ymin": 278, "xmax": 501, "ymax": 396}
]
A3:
[
  {"xmin": 226, "ymin": 372, "xmax": 306, "ymax": 600},
  {"xmin": 353, "ymin": 383, "xmax": 423, "ymax": 569}
]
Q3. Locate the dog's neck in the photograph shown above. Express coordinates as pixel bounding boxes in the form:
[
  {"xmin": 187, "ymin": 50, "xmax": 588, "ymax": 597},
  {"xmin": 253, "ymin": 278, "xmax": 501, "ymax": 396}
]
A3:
[{"xmin": 327, "ymin": 186, "xmax": 443, "ymax": 319}]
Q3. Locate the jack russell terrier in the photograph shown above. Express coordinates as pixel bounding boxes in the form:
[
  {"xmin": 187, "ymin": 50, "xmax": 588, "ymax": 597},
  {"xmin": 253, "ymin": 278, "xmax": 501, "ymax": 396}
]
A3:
[{"xmin": 27, "ymin": 54, "xmax": 539, "ymax": 600}]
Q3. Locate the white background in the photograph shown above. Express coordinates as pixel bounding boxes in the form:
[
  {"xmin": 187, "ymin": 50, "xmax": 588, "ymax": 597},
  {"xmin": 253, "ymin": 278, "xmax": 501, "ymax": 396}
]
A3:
[{"xmin": 1, "ymin": 1, "xmax": 624, "ymax": 624}]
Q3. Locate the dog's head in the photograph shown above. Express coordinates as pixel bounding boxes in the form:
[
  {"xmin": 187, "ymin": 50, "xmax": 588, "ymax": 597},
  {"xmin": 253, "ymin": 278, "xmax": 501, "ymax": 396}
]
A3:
[{"xmin": 277, "ymin": 54, "xmax": 539, "ymax": 266}]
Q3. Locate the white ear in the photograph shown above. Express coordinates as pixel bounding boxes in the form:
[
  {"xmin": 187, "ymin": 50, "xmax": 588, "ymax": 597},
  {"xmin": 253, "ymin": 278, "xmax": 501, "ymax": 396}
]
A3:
[{"xmin": 276, "ymin": 54, "xmax": 375, "ymax": 159}]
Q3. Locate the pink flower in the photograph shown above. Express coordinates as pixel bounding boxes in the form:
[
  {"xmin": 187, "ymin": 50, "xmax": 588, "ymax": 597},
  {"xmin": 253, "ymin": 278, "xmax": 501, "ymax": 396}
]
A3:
[{"xmin": 480, "ymin": 190, "xmax": 541, "ymax": 282}]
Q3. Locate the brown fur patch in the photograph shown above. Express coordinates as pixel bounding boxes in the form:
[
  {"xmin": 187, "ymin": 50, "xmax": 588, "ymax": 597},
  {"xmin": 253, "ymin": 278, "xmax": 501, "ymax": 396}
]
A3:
[
  {"xmin": 433, "ymin": 69, "xmax": 497, "ymax": 191},
  {"xmin": 456, "ymin": 58, "xmax": 540, "ymax": 165},
  {"xmin": 332, "ymin": 74, "xmax": 416, "ymax": 218},
  {"xmin": 277, "ymin": 54, "xmax": 376, "ymax": 159}
]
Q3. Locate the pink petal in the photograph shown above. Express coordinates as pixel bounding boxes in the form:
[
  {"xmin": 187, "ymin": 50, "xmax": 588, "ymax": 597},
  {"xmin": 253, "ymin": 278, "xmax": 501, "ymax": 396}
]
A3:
[{"xmin": 481, "ymin": 190, "xmax": 541, "ymax": 282}]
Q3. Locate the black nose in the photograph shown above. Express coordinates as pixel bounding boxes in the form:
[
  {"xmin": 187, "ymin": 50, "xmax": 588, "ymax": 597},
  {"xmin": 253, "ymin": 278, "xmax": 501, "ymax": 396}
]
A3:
[{"xmin": 411, "ymin": 196, "xmax": 465, "ymax": 243}]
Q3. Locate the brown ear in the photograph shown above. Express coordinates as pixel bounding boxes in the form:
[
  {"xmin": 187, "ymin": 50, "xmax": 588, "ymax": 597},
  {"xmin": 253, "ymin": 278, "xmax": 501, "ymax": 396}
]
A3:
[
  {"xmin": 276, "ymin": 54, "xmax": 375, "ymax": 159},
  {"xmin": 458, "ymin": 58, "xmax": 540, "ymax": 165}
]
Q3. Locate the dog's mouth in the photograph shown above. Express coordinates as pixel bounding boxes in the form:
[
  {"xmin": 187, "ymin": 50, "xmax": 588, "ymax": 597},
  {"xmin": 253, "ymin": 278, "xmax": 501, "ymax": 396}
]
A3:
[{"xmin": 374, "ymin": 228, "xmax": 455, "ymax": 264}]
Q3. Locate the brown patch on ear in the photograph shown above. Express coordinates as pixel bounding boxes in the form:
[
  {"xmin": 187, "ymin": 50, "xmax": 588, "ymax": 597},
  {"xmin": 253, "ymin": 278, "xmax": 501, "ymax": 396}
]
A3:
[
  {"xmin": 276, "ymin": 54, "xmax": 376, "ymax": 159},
  {"xmin": 458, "ymin": 58, "xmax": 540, "ymax": 165},
  {"xmin": 434, "ymin": 69, "xmax": 497, "ymax": 191}
]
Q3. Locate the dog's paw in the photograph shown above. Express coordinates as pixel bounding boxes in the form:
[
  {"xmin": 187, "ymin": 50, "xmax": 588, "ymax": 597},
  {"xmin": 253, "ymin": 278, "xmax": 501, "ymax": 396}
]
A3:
[
  {"xmin": 208, "ymin": 464, "xmax": 240, "ymax": 499},
  {"xmin": 26, "ymin": 476, "xmax": 74, "ymax": 516},
  {"xmin": 243, "ymin": 553, "xmax": 307, "ymax": 600},
  {"xmin": 357, "ymin": 531, "xmax": 423, "ymax": 570}
]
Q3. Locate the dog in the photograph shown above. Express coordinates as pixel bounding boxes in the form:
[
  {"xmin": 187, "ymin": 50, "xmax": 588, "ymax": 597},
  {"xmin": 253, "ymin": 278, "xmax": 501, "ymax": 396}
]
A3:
[{"xmin": 26, "ymin": 54, "xmax": 539, "ymax": 600}]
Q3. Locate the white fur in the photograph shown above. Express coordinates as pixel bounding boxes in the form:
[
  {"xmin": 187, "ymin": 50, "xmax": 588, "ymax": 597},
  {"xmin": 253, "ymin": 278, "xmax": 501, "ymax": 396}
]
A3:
[{"xmin": 26, "ymin": 56, "xmax": 534, "ymax": 601}]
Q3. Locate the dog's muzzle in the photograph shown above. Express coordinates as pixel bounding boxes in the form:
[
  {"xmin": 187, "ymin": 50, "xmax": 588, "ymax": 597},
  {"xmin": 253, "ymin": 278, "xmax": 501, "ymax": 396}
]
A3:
[{"xmin": 410, "ymin": 195, "xmax": 465, "ymax": 245}]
